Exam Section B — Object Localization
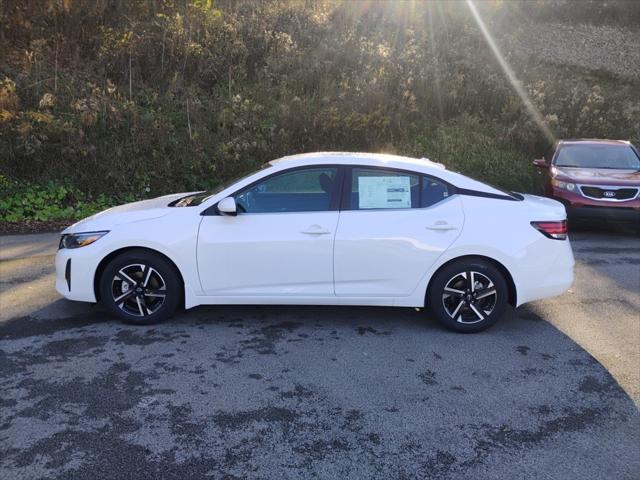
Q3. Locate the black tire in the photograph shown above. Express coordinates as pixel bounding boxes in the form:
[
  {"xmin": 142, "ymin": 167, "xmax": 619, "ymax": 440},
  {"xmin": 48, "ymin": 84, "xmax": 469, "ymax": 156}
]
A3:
[
  {"xmin": 427, "ymin": 258, "xmax": 508, "ymax": 333},
  {"xmin": 100, "ymin": 249, "xmax": 181, "ymax": 325}
]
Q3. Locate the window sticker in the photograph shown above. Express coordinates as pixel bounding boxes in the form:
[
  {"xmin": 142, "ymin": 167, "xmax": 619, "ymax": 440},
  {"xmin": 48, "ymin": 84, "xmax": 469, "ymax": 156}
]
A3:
[{"xmin": 358, "ymin": 176, "xmax": 411, "ymax": 209}]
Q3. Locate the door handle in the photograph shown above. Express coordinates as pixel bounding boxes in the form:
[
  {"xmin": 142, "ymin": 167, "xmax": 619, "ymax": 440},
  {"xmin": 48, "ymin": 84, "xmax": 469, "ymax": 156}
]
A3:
[
  {"xmin": 301, "ymin": 225, "xmax": 331, "ymax": 235},
  {"xmin": 426, "ymin": 221, "xmax": 457, "ymax": 231}
]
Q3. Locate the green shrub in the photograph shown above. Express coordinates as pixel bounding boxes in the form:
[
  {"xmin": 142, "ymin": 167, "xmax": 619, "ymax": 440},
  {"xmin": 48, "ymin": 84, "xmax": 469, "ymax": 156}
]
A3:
[
  {"xmin": 410, "ymin": 115, "xmax": 541, "ymax": 194},
  {"xmin": 0, "ymin": 0, "xmax": 638, "ymax": 217},
  {"xmin": 0, "ymin": 178, "xmax": 136, "ymax": 222}
]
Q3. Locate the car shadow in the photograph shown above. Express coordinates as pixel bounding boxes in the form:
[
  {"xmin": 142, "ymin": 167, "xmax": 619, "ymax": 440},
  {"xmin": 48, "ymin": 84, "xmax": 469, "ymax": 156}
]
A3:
[
  {"xmin": 174, "ymin": 302, "xmax": 526, "ymax": 331},
  {"xmin": 3, "ymin": 297, "xmax": 639, "ymax": 479},
  {"xmin": 0, "ymin": 297, "xmax": 530, "ymax": 340},
  {"xmin": 7, "ymin": 297, "xmax": 636, "ymax": 405}
]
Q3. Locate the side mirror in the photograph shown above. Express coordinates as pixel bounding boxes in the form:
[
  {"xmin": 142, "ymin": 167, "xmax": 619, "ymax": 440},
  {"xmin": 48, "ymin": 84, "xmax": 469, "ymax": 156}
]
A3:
[
  {"xmin": 533, "ymin": 158, "xmax": 548, "ymax": 168},
  {"xmin": 217, "ymin": 197, "xmax": 237, "ymax": 216}
]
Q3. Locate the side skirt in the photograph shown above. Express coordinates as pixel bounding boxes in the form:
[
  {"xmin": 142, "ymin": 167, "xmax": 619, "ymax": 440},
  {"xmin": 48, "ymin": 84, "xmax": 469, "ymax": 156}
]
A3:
[{"xmin": 183, "ymin": 290, "xmax": 423, "ymax": 309}]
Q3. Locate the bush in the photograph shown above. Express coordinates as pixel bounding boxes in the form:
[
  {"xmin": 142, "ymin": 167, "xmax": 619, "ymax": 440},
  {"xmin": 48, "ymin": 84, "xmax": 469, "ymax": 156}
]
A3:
[
  {"xmin": 410, "ymin": 115, "xmax": 541, "ymax": 194},
  {"xmin": 0, "ymin": 178, "xmax": 134, "ymax": 223},
  {"xmin": 0, "ymin": 0, "xmax": 638, "ymax": 221}
]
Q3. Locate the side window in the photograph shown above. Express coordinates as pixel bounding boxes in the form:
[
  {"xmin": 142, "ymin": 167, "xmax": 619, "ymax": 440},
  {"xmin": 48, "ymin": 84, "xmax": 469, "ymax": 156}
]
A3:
[
  {"xmin": 351, "ymin": 168, "xmax": 419, "ymax": 210},
  {"xmin": 421, "ymin": 177, "xmax": 450, "ymax": 208},
  {"xmin": 235, "ymin": 167, "xmax": 338, "ymax": 213}
]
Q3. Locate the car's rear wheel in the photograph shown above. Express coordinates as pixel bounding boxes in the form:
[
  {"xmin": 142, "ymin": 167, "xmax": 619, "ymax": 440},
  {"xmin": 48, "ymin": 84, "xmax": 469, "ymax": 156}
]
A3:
[
  {"xmin": 100, "ymin": 250, "xmax": 181, "ymax": 325},
  {"xmin": 427, "ymin": 258, "xmax": 508, "ymax": 333}
]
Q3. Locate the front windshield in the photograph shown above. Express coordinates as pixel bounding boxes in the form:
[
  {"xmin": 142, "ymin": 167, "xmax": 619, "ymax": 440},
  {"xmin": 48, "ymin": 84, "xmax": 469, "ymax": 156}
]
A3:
[
  {"xmin": 554, "ymin": 144, "xmax": 640, "ymax": 170},
  {"xmin": 172, "ymin": 163, "xmax": 272, "ymax": 207}
]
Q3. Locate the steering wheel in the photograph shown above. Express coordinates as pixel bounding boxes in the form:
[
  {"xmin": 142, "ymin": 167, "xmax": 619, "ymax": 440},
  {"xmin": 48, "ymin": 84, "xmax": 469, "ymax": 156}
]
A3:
[
  {"xmin": 236, "ymin": 189, "xmax": 256, "ymax": 214},
  {"xmin": 236, "ymin": 202, "xmax": 247, "ymax": 214}
]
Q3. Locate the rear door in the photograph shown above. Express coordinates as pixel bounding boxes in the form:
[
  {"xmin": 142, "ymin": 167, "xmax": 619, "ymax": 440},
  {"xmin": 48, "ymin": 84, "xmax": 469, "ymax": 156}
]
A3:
[{"xmin": 334, "ymin": 166, "xmax": 464, "ymax": 297}]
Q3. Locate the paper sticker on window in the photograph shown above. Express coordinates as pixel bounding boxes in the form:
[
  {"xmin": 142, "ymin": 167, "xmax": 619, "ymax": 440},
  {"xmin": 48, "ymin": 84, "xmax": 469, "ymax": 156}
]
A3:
[{"xmin": 358, "ymin": 176, "xmax": 411, "ymax": 209}]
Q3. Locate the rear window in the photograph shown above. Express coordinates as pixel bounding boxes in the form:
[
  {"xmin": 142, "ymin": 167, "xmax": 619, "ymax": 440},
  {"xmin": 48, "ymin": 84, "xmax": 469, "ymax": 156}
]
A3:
[
  {"xmin": 421, "ymin": 178, "xmax": 451, "ymax": 207},
  {"xmin": 555, "ymin": 144, "xmax": 640, "ymax": 169}
]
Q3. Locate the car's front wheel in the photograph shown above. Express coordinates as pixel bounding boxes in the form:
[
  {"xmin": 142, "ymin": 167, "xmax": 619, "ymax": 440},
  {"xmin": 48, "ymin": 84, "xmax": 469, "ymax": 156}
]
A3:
[
  {"xmin": 100, "ymin": 249, "xmax": 181, "ymax": 325},
  {"xmin": 427, "ymin": 258, "xmax": 508, "ymax": 333}
]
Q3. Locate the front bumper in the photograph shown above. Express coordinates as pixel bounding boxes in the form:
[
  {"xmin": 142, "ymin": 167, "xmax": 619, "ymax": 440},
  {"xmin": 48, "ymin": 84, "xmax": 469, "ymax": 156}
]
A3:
[
  {"xmin": 55, "ymin": 247, "xmax": 99, "ymax": 302},
  {"xmin": 550, "ymin": 187, "xmax": 640, "ymax": 222},
  {"xmin": 566, "ymin": 205, "xmax": 640, "ymax": 223}
]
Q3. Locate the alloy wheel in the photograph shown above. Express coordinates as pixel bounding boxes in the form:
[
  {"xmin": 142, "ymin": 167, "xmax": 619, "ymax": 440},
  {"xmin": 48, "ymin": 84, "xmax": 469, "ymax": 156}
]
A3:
[
  {"xmin": 441, "ymin": 271, "xmax": 498, "ymax": 324},
  {"xmin": 110, "ymin": 263, "xmax": 167, "ymax": 317}
]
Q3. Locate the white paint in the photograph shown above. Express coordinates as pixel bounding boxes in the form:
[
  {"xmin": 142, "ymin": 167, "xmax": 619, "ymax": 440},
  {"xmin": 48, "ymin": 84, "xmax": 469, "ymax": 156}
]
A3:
[{"xmin": 55, "ymin": 152, "xmax": 574, "ymax": 312}]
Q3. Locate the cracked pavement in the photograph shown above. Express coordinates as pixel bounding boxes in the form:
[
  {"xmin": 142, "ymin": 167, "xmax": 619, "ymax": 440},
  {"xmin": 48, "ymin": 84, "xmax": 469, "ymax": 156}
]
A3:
[{"xmin": 1, "ymin": 228, "xmax": 639, "ymax": 479}]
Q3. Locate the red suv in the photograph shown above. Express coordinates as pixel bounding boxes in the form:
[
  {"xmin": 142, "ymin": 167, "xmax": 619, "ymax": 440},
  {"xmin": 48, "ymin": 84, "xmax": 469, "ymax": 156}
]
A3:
[{"xmin": 534, "ymin": 139, "xmax": 640, "ymax": 224}]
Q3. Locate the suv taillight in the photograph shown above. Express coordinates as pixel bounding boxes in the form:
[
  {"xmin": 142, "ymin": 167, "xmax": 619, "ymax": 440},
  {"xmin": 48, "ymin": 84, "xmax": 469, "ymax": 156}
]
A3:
[{"xmin": 531, "ymin": 220, "xmax": 568, "ymax": 240}]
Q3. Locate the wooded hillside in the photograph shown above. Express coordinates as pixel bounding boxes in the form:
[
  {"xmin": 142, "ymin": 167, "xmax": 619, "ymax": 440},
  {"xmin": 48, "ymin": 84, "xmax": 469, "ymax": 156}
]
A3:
[{"xmin": 1, "ymin": 0, "xmax": 639, "ymax": 221}]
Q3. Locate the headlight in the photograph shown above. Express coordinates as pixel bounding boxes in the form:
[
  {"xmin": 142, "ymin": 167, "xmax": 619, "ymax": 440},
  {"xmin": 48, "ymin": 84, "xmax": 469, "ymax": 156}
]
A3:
[
  {"xmin": 551, "ymin": 178, "xmax": 576, "ymax": 191},
  {"xmin": 59, "ymin": 231, "xmax": 109, "ymax": 249}
]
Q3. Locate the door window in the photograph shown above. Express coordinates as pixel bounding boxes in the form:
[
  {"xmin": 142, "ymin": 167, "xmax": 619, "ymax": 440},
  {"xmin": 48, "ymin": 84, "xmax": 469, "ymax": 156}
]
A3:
[
  {"xmin": 350, "ymin": 168, "xmax": 419, "ymax": 210},
  {"xmin": 349, "ymin": 168, "xmax": 450, "ymax": 210},
  {"xmin": 235, "ymin": 167, "xmax": 338, "ymax": 213}
]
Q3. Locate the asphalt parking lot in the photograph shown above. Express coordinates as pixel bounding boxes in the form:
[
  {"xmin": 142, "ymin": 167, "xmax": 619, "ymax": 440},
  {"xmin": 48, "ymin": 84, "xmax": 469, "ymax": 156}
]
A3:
[{"xmin": 1, "ymin": 228, "xmax": 639, "ymax": 479}]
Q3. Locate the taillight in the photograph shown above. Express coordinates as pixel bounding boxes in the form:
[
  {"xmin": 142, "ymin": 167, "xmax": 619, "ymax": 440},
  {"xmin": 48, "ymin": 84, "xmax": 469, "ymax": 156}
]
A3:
[{"xmin": 531, "ymin": 220, "xmax": 568, "ymax": 240}]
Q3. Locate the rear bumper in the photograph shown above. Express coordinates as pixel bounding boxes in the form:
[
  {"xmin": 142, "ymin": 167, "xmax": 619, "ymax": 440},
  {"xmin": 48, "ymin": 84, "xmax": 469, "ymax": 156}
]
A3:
[{"xmin": 516, "ymin": 238, "xmax": 575, "ymax": 306}]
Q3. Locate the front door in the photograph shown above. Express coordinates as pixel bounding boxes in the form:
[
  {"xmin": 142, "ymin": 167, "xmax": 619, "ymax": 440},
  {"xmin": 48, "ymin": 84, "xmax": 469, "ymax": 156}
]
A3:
[{"xmin": 197, "ymin": 166, "xmax": 342, "ymax": 296}]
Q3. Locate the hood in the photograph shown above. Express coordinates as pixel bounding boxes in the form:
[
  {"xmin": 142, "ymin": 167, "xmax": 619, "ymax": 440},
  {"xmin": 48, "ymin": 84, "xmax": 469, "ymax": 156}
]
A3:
[
  {"xmin": 63, "ymin": 192, "xmax": 197, "ymax": 234},
  {"xmin": 553, "ymin": 166, "xmax": 640, "ymax": 186}
]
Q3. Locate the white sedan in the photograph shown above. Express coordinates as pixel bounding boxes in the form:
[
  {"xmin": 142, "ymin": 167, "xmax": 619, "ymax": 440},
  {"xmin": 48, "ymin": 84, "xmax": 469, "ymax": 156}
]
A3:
[{"xmin": 55, "ymin": 152, "xmax": 574, "ymax": 332}]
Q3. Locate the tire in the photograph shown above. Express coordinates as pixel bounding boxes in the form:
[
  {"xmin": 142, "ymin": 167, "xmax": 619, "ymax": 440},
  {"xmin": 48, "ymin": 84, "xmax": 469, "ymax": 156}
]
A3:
[
  {"xmin": 427, "ymin": 258, "xmax": 509, "ymax": 333},
  {"xmin": 100, "ymin": 249, "xmax": 181, "ymax": 325}
]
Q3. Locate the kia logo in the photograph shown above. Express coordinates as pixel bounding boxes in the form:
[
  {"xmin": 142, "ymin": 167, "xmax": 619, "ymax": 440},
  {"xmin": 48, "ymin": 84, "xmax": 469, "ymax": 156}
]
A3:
[{"xmin": 603, "ymin": 191, "xmax": 616, "ymax": 198}]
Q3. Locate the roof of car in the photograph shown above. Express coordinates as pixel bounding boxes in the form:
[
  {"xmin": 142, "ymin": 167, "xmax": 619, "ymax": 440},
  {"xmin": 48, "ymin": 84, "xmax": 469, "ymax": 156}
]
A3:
[
  {"xmin": 559, "ymin": 139, "xmax": 631, "ymax": 146},
  {"xmin": 259, "ymin": 151, "xmax": 509, "ymax": 197},
  {"xmin": 269, "ymin": 152, "xmax": 447, "ymax": 171}
]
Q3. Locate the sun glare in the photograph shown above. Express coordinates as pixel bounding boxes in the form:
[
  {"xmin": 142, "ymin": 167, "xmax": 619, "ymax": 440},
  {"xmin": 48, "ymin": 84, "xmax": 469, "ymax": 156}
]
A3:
[{"xmin": 465, "ymin": 0, "xmax": 556, "ymax": 144}]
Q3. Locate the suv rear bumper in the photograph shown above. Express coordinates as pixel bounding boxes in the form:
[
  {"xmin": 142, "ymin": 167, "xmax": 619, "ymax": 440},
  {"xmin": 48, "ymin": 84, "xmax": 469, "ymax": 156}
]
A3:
[{"xmin": 567, "ymin": 205, "xmax": 640, "ymax": 222}]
